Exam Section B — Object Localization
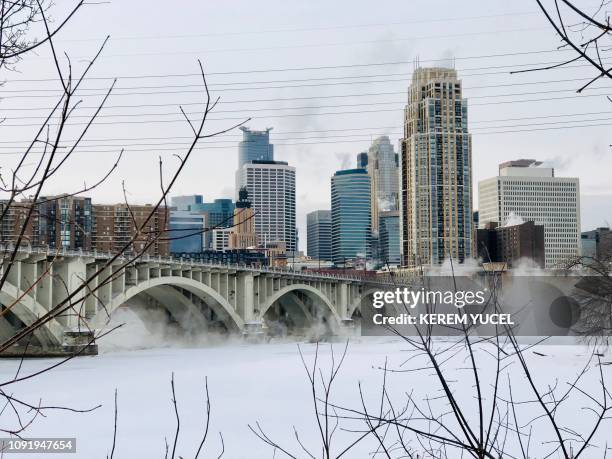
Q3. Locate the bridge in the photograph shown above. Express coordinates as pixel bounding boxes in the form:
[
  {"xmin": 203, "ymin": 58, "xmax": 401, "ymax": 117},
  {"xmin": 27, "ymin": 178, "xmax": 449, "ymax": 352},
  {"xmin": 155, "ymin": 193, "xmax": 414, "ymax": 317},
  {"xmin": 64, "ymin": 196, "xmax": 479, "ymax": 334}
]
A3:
[{"xmin": 0, "ymin": 248, "xmax": 392, "ymax": 354}]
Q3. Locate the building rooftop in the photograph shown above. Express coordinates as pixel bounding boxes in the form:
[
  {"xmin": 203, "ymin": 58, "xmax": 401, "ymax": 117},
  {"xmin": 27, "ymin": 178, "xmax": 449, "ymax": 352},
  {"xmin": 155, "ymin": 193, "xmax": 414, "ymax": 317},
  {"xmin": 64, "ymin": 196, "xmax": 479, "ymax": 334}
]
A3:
[{"xmin": 334, "ymin": 168, "xmax": 368, "ymax": 176}]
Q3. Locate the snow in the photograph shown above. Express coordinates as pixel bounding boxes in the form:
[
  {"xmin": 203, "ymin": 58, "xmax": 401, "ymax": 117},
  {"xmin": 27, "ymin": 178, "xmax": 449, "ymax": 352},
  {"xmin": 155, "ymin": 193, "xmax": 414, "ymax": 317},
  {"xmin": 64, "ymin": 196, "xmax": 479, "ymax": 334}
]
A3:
[{"xmin": 0, "ymin": 323, "xmax": 610, "ymax": 458}]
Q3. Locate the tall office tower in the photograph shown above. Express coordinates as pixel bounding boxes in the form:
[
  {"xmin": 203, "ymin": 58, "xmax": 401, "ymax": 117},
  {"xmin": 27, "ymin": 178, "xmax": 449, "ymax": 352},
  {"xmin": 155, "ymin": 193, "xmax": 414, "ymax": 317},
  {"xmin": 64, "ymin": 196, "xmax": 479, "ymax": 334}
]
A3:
[
  {"xmin": 171, "ymin": 195, "xmax": 203, "ymax": 211},
  {"xmin": 356, "ymin": 152, "xmax": 369, "ymax": 169},
  {"xmin": 479, "ymin": 160, "xmax": 580, "ymax": 268},
  {"xmin": 379, "ymin": 210, "xmax": 401, "ymax": 266},
  {"xmin": 399, "ymin": 67, "xmax": 473, "ymax": 267},
  {"xmin": 331, "ymin": 169, "xmax": 372, "ymax": 266},
  {"xmin": 229, "ymin": 187, "xmax": 257, "ymax": 250},
  {"xmin": 236, "ymin": 126, "xmax": 274, "ymax": 178},
  {"xmin": 92, "ymin": 204, "xmax": 169, "ymax": 256},
  {"xmin": 190, "ymin": 199, "xmax": 235, "ymax": 249},
  {"xmin": 366, "ymin": 136, "xmax": 399, "ymax": 232},
  {"xmin": 237, "ymin": 160, "xmax": 296, "ymax": 253},
  {"xmin": 306, "ymin": 210, "xmax": 332, "ymax": 261}
]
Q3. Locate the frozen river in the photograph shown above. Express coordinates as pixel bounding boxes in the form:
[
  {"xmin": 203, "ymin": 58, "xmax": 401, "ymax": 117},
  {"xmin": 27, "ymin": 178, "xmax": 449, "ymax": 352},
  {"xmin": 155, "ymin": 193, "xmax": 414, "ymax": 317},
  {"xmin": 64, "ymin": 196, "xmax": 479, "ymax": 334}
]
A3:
[{"xmin": 0, "ymin": 327, "xmax": 610, "ymax": 458}]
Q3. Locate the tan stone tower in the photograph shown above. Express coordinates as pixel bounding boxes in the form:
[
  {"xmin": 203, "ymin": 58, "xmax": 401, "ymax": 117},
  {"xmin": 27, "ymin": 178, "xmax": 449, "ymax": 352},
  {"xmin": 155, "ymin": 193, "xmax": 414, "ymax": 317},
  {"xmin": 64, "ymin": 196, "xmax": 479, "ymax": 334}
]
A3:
[
  {"xmin": 399, "ymin": 67, "xmax": 473, "ymax": 267},
  {"xmin": 229, "ymin": 187, "xmax": 257, "ymax": 250}
]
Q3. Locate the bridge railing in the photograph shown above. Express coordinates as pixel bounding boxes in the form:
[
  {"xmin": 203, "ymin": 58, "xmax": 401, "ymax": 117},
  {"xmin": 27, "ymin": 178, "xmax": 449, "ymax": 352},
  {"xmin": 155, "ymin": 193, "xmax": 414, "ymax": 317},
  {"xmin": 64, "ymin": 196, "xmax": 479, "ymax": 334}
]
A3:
[{"xmin": 1, "ymin": 244, "xmax": 396, "ymax": 285}]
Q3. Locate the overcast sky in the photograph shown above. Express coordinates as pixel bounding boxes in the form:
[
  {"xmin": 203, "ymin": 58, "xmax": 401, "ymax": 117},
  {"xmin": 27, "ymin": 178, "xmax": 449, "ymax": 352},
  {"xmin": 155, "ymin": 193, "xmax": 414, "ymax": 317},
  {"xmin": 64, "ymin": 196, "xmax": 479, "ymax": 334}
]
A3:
[{"xmin": 1, "ymin": 0, "xmax": 611, "ymax": 250}]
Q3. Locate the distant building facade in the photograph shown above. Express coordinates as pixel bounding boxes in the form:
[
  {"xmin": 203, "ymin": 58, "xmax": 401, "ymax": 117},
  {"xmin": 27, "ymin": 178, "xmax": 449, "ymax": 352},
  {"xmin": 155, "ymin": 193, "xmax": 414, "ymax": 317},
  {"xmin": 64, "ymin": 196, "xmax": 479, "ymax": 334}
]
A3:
[
  {"xmin": 92, "ymin": 204, "xmax": 169, "ymax": 256},
  {"xmin": 306, "ymin": 210, "xmax": 332, "ymax": 262},
  {"xmin": 366, "ymin": 136, "xmax": 399, "ymax": 232},
  {"xmin": 331, "ymin": 169, "xmax": 372, "ymax": 266},
  {"xmin": 399, "ymin": 67, "xmax": 473, "ymax": 267},
  {"xmin": 229, "ymin": 188, "xmax": 257, "ymax": 250},
  {"xmin": 475, "ymin": 221, "xmax": 545, "ymax": 268},
  {"xmin": 479, "ymin": 160, "xmax": 580, "ymax": 268},
  {"xmin": 237, "ymin": 160, "xmax": 296, "ymax": 254},
  {"xmin": 237, "ymin": 126, "xmax": 274, "ymax": 180},
  {"xmin": 171, "ymin": 195, "xmax": 203, "ymax": 211},
  {"xmin": 190, "ymin": 199, "xmax": 235, "ymax": 250},
  {"xmin": 581, "ymin": 227, "xmax": 611, "ymax": 260},
  {"xmin": 0, "ymin": 196, "xmax": 92, "ymax": 250},
  {"xmin": 379, "ymin": 210, "xmax": 401, "ymax": 266},
  {"xmin": 168, "ymin": 210, "xmax": 206, "ymax": 254}
]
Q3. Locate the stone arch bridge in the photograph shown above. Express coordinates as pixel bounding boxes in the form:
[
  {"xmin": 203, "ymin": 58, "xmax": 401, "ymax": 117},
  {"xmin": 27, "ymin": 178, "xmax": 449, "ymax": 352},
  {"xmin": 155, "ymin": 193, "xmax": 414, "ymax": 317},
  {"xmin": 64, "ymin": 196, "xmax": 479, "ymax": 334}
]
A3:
[{"xmin": 0, "ymin": 249, "xmax": 393, "ymax": 353}]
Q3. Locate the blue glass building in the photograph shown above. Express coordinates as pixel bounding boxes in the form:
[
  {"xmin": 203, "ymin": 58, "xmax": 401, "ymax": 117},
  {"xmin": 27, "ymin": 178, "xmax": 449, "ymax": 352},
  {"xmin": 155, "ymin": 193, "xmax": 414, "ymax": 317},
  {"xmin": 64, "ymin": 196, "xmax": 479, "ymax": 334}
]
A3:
[
  {"xmin": 238, "ymin": 126, "xmax": 273, "ymax": 170},
  {"xmin": 190, "ymin": 199, "xmax": 236, "ymax": 249},
  {"xmin": 169, "ymin": 211, "xmax": 205, "ymax": 254},
  {"xmin": 379, "ymin": 210, "xmax": 400, "ymax": 266},
  {"xmin": 331, "ymin": 169, "xmax": 372, "ymax": 266}
]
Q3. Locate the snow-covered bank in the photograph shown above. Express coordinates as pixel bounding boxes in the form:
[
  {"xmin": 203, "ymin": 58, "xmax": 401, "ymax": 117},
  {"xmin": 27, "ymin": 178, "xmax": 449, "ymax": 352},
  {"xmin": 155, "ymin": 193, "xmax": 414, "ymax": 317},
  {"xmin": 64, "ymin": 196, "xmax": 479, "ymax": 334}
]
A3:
[{"xmin": 0, "ymin": 335, "xmax": 610, "ymax": 458}]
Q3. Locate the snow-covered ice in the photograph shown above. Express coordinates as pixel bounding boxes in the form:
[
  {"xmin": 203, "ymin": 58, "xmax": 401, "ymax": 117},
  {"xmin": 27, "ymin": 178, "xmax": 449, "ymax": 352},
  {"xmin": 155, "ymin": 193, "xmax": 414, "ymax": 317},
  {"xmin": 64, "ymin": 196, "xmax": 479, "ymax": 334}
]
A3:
[{"xmin": 0, "ymin": 328, "xmax": 610, "ymax": 458}]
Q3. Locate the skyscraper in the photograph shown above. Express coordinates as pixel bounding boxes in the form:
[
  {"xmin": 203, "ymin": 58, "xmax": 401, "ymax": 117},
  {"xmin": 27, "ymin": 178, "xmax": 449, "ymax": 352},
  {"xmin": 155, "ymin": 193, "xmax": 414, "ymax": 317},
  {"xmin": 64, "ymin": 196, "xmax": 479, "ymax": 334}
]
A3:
[
  {"xmin": 237, "ymin": 126, "xmax": 274, "ymax": 173},
  {"xmin": 400, "ymin": 67, "xmax": 473, "ymax": 267},
  {"xmin": 237, "ymin": 160, "xmax": 296, "ymax": 253},
  {"xmin": 379, "ymin": 210, "xmax": 401, "ymax": 266},
  {"xmin": 331, "ymin": 169, "xmax": 372, "ymax": 266},
  {"xmin": 365, "ymin": 136, "xmax": 399, "ymax": 232},
  {"xmin": 229, "ymin": 187, "xmax": 257, "ymax": 250},
  {"xmin": 306, "ymin": 210, "xmax": 332, "ymax": 261},
  {"xmin": 479, "ymin": 160, "xmax": 580, "ymax": 268}
]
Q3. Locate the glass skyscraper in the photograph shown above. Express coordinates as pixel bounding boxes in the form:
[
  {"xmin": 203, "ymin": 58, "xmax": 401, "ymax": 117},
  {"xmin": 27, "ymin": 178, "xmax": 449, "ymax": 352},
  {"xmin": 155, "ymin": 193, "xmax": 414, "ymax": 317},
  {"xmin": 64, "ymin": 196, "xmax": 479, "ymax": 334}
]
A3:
[
  {"xmin": 331, "ymin": 169, "xmax": 372, "ymax": 266},
  {"xmin": 306, "ymin": 210, "xmax": 332, "ymax": 261},
  {"xmin": 366, "ymin": 135, "xmax": 399, "ymax": 232},
  {"xmin": 237, "ymin": 126, "xmax": 273, "ymax": 170},
  {"xmin": 190, "ymin": 199, "xmax": 236, "ymax": 249},
  {"xmin": 379, "ymin": 210, "xmax": 400, "ymax": 266}
]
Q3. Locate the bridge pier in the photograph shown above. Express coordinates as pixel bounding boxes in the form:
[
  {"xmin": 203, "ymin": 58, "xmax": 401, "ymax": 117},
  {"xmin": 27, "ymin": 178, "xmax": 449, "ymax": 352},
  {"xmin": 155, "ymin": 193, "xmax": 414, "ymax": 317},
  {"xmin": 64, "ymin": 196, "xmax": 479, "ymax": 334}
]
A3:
[{"xmin": 242, "ymin": 321, "xmax": 265, "ymax": 342}]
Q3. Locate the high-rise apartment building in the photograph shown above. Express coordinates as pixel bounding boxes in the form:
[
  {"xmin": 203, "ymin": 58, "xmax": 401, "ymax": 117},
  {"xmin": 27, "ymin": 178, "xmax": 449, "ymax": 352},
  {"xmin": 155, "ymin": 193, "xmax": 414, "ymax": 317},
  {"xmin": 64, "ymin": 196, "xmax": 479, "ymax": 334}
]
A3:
[
  {"xmin": 92, "ymin": 204, "xmax": 169, "ymax": 256},
  {"xmin": 331, "ymin": 169, "xmax": 372, "ymax": 265},
  {"xmin": 475, "ymin": 221, "xmax": 545, "ymax": 268},
  {"xmin": 365, "ymin": 136, "xmax": 399, "ymax": 232},
  {"xmin": 478, "ymin": 160, "xmax": 580, "ymax": 268},
  {"xmin": 0, "ymin": 196, "xmax": 92, "ymax": 250},
  {"xmin": 306, "ymin": 210, "xmax": 332, "ymax": 261},
  {"xmin": 237, "ymin": 160, "xmax": 296, "ymax": 253},
  {"xmin": 399, "ymin": 67, "xmax": 473, "ymax": 267}
]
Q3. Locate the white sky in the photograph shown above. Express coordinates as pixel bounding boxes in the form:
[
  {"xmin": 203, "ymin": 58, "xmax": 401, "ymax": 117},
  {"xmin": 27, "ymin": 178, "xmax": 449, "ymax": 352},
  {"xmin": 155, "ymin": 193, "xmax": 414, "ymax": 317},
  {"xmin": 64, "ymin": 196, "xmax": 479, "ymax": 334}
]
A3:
[{"xmin": 1, "ymin": 0, "xmax": 611, "ymax": 250}]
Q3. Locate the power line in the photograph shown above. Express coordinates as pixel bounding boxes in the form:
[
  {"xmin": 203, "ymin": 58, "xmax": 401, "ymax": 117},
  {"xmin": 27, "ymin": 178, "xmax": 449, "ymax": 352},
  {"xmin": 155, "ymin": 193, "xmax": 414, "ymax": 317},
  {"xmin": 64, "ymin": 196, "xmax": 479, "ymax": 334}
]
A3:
[
  {"xmin": 0, "ymin": 47, "xmax": 584, "ymax": 83},
  {"xmin": 58, "ymin": 11, "xmax": 543, "ymax": 42},
  {"xmin": 0, "ymin": 119, "xmax": 610, "ymax": 156},
  {"xmin": 21, "ymin": 26, "xmax": 552, "ymax": 61},
  {"xmin": 1, "ymin": 88, "xmax": 611, "ymax": 128},
  {"xmin": 3, "ymin": 108, "xmax": 612, "ymax": 146}
]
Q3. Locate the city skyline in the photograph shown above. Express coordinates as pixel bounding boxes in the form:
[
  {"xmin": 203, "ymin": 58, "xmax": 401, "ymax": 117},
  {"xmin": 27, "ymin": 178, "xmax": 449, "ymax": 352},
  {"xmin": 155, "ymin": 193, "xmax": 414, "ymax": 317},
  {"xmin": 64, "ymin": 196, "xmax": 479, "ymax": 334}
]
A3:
[{"xmin": 1, "ymin": 0, "xmax": 610, "ymax": 255}]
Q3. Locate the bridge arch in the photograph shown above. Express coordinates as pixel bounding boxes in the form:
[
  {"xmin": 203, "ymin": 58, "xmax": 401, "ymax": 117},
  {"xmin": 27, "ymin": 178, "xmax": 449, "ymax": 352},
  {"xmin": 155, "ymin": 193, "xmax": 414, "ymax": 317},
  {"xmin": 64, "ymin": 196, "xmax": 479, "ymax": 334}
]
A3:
[
  {"xmin": 89, "ymin": 276, "xmax": 244, "ymax": 332},
  {"xmin": 258, "ymin": 283, "xmax": 341, "ymax": 329},
  {"xmin": 0, "ymin": 283, "xmax": 64, "ymax": 349},
  {"xmin": 348, "ymin": 287, "xmax": 380, "ymax": 318}
]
